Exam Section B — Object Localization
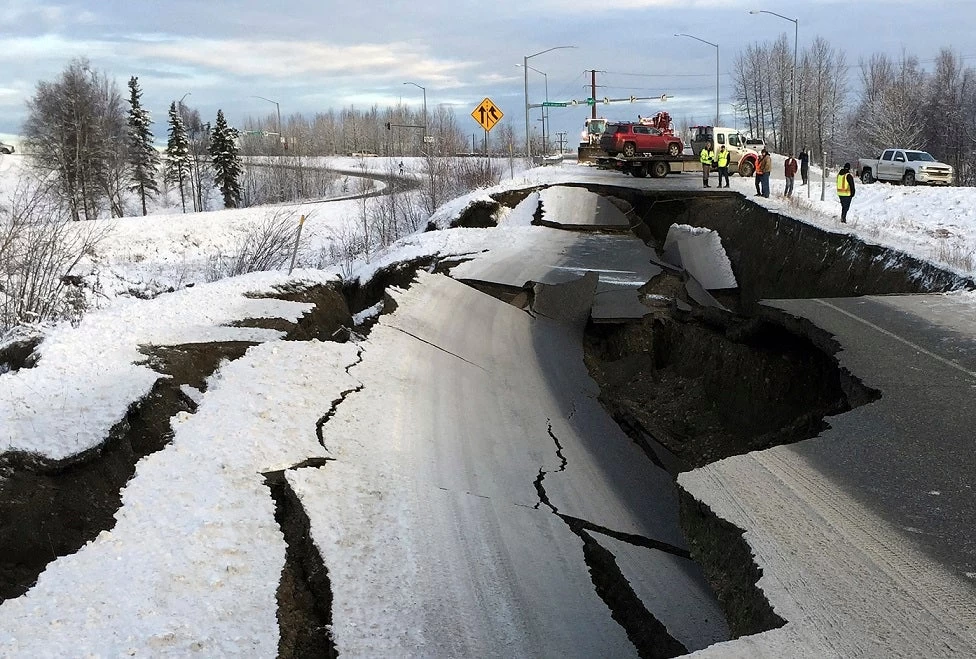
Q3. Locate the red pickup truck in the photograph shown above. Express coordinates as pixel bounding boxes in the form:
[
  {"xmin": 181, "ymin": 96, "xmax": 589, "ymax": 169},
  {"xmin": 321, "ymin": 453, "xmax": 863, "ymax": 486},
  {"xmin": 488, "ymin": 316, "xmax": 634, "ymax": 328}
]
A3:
[{"xmin": 600, "ymin": 122, "xmax": 683, "ymax": 158}]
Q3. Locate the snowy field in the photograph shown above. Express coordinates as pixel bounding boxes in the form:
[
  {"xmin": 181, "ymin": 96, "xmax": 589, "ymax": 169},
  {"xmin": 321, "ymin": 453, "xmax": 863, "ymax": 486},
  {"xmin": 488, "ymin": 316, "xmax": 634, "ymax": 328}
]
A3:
[{"xmin": 0, "ymin": 150, "xmax": 974, "ymax": 656}]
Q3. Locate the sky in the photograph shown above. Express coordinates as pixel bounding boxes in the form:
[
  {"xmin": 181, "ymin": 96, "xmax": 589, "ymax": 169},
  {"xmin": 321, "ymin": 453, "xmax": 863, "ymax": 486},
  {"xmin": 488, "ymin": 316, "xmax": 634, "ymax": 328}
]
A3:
[{"xmin": 0, "ymin": 0, "xmax": 974, "ymax": 146}]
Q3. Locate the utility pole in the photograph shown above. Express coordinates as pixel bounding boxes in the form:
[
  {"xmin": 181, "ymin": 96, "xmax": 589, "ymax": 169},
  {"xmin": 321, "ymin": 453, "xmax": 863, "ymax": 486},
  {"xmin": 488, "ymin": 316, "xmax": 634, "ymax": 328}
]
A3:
[
  {"xmin": 556, "ymin": 131, "xmax": 566, "ymax": 154},
  {"xmin": 590, "ymin": 70, "xmax": 598, "ymax": 120}
]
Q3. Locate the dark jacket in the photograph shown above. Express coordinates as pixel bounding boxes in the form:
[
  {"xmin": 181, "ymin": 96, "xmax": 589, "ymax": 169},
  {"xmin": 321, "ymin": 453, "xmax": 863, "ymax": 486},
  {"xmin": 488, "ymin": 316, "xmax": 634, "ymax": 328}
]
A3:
[{"xmin": 785, "ymin": 158, "xmax": 798, "ymax": 177}]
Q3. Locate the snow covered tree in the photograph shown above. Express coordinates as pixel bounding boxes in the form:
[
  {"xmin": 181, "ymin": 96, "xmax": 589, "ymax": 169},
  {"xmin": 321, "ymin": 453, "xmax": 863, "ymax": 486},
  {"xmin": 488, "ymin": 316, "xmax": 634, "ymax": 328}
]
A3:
[
  {"xmin": 849, "ymin": 53, "xmax": 924, "ymax": 157},
  {"xmin": 210, "ymin": 109, "xmax": 243, "ymax": 209},
  {"xmin": 164, "ymin": 102, "xmax": 192, "ymax": 213},
  {"xmin": 24, "ymin": 58, "xmax": 127, "ymax": 221},
  {"xmin": 126, "ymin": 77, "xmax": 160, "ymax": 216}
]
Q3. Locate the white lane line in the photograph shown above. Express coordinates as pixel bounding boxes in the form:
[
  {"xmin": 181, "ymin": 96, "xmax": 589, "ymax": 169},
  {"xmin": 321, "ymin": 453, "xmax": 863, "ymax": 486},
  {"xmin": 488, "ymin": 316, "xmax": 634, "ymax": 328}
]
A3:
[{"xmin": 814, "ymin": 298, "xmax": 976, "ymax": 381}]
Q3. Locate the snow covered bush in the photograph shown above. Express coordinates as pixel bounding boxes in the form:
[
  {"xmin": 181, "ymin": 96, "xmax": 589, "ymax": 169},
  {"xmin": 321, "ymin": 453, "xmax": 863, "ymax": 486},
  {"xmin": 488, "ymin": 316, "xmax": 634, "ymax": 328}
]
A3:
[
  {"xmin": 205, "ymin": 209, "xmax": 307, "ymax": 281},
  {"xmin": 0, "ymin": 179, "xmax": 109, "ymax": 334}
]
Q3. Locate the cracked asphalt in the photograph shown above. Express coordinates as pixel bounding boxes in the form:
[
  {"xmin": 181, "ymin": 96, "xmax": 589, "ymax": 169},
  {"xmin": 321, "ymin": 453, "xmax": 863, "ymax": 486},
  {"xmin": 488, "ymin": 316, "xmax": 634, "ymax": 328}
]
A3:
[{"xmin": 297, "ymin": 271, "xmax": 729, "ymax": 656}]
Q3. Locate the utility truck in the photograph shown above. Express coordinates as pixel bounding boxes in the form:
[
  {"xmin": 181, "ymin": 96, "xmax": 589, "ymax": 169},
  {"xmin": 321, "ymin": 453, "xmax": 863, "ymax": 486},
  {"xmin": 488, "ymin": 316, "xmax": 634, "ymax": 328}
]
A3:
[{"xmin": 595, "ymin": 125, "xmax": 759, "ymax": 179}]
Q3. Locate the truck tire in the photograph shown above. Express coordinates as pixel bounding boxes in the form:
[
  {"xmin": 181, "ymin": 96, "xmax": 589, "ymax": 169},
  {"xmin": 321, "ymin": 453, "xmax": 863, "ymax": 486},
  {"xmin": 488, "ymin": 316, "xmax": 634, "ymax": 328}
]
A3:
[
  {"xmin": 903, "ymin": 170, "xmax": 916, "ymax": 186},
  {"xmin": 861, "ymin": 169, "xmax": 874, "ymax": 184},
  {"xmin": 649, "ymin": 161, "xmax": 669, "ymax": 178},
  {"xmin": 738, "ymin": 159, "xmax": 756, "ymax": 177},
  {"xmin": 667, "ymin": 142, "xmax": 681, "ymax": 157},
  {"xmin": 623, "ymin": 142, "xmax": 637, "ymax": 158},
  {"xmin": 631, "ymin": 166, "xmax": 647, "ymax": 178}
]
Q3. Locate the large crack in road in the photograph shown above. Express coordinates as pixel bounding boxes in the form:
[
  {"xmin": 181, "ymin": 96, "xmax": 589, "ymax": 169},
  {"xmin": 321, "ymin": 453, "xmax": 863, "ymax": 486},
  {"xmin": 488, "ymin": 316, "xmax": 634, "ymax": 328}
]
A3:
[{"xmin": 533, "ymin": 416, "xmax": 689, "ymax": 658}]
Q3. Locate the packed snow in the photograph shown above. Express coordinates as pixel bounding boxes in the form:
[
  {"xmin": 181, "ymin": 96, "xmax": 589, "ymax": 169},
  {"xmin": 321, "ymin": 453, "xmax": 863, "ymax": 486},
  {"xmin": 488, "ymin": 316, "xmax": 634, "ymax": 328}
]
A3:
[{"xmin": 0, "ymin": 150, "xmax": 974, "ymax": 657}]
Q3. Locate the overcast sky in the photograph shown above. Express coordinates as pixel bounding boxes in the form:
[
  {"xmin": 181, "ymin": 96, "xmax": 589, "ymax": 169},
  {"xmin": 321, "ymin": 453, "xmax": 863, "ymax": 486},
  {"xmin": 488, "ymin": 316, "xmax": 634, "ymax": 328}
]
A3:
[{"xmin": 0, "ymin": 0, "xmax": 972, "ymax": 147}]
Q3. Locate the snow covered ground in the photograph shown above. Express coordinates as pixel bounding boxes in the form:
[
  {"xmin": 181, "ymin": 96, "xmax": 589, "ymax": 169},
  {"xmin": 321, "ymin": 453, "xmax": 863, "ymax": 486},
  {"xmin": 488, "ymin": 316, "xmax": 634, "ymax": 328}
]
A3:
[{"xmin": 0, "ymin": 151, "xmax": 974, "ymax": 656}]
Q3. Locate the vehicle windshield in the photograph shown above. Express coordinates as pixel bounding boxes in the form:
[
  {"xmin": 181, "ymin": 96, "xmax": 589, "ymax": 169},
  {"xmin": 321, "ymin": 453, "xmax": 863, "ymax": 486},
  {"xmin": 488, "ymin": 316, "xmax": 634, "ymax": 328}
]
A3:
[{"xmin": 906, "ymin": 151, "xmax": 936, "ymax": 162}]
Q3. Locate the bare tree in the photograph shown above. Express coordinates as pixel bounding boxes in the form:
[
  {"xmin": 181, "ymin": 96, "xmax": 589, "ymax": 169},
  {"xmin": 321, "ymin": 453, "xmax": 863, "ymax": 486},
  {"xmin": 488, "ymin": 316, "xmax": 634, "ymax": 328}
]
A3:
[
  {"xmin": 23, "ymin": 58, "xmax": 127, "ymax": 221},
  {"xmin": 802, "ymin": 37, "xmax": 848, "ymax": 165},
  {"xmin": 923, "ymin": 49, "xmax": 972, "ymax": 178},
  {"xmin": 851, "ymin": 53, "xmax": 925, "ymax": 155}
]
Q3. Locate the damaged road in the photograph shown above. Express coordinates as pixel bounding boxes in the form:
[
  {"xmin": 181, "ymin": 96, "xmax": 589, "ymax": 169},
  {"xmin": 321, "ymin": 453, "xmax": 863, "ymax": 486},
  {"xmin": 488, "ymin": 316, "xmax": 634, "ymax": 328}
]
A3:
[
  {"xmin": 3, "ymin": 177, "xmax": 976, "ymax": 658},
  {"xmin": 291, "ymin": 271, "xmax": 730, "ymax": 657}
]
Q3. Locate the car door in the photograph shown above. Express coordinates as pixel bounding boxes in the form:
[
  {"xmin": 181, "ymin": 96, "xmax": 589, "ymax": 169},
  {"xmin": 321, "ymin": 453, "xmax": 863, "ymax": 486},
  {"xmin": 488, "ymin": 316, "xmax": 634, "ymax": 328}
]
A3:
[
  {"xmin": 637, "ymin": 126, "xmax": 667, "ymax": 153},
  {"xmin": 877, "ymin": 150, "xmax": 897, "ymax": 179}
]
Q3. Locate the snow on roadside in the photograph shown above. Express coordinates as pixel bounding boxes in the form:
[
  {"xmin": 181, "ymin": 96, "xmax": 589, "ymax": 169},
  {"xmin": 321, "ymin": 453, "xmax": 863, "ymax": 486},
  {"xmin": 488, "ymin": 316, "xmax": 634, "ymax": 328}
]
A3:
[
  {"xmin": 0, "ymin": 269, "xmax": 338, "ymax": 460},
  {"xmin": 0, "ymin": 338, "xmax": 362, "ymax": 657}
]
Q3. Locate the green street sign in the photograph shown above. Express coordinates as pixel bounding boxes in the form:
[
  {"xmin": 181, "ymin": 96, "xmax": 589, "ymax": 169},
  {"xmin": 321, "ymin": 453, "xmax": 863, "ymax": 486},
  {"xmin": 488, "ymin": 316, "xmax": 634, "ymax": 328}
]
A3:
[{"xmin": 542, "ymin": 101, "xmax": 568, "ymax": 107}]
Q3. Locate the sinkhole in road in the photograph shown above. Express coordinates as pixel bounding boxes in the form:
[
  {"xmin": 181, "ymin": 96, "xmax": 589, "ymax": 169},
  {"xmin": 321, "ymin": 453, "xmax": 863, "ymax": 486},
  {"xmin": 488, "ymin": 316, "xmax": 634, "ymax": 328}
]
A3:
[
  {"xmin": 573, "ymin": 185, "xmax": 971, "ymax": 640},
  {"xmin": 455, "ymin": 182, "xmax": 975, "ymax": 642}
]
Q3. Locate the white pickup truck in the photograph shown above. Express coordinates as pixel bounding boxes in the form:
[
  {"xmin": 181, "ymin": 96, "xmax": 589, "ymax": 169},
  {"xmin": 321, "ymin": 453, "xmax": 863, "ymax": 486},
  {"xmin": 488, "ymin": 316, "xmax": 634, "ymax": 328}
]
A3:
[{"xmin": 856, "ymin": 148, "xmax": 954, "ymax": 186}]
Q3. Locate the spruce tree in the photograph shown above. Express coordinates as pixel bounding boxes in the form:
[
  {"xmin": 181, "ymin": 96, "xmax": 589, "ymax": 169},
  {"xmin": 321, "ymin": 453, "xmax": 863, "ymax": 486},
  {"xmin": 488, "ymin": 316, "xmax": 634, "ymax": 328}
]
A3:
[
  {"xmin": 126, "ymin": 77, "xmax": 161, "ymax": 216},
  {"xmin": 210, "ymin": 109, "xmax": 243, "ymax": 208},
  {"xmin": 164, "ymin": 102, "xmax": 193, "ymax": 213}
]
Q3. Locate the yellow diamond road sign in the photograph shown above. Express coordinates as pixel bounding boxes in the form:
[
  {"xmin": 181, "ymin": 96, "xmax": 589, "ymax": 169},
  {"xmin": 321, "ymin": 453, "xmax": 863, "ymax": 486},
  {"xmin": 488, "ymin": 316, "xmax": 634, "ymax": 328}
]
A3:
[{"xmin": 472, "ymin": 97, "xmax": 503, "ymax": 132}]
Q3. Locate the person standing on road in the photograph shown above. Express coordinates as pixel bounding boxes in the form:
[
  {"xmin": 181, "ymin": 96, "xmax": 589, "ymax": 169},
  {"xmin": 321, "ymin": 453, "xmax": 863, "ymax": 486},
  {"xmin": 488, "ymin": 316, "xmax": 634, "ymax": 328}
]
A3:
[
  {"xmin": 759, "ymin": 149, "xmax": 772, "ymax": 198},
  {"xmin": 837, "ymin": 162, "xmax": 856, "ymax": 223},
  {"xmin": 799, "ymin": 148, "xmax": 809, "ymax": 185},
  {"xmin": 784, "ymin": 154, "xmax": 798, "ymax": 197},
  {"xmin": 699, "ymin": 143, "xmax": 714, "ymax": 187},
  {"xmin": 715, "ymin": 145, "xmax": 730, "ymax": 187},
  {"xmin": 754, "ymin": 151, "xmax": 763, "ymax": 196}
]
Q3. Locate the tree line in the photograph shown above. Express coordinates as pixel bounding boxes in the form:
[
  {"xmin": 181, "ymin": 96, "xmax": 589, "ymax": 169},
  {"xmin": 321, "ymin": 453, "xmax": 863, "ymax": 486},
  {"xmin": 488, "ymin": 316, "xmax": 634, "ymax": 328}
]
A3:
[
  {"xmin": 731, "ymin": 40, "xmax": 975, "ymax": 184},
  {"xmin": 23, "ymin": 58, "xmax": 244, "ymax": 220}
]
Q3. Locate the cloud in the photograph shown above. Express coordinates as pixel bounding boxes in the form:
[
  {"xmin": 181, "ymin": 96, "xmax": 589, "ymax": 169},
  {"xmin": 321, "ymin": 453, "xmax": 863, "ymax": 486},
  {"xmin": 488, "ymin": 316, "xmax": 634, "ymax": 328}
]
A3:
[{"xmin": 133, "ymin": 37, "xmax": 476, "ymax": 86}]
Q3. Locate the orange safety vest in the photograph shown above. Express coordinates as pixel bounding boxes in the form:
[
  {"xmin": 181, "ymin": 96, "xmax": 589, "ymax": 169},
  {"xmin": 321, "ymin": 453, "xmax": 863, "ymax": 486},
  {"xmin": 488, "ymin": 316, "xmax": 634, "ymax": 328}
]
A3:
[{"xmin": 836, "ymin": 173, "xmax": 852, "ymax": 196}]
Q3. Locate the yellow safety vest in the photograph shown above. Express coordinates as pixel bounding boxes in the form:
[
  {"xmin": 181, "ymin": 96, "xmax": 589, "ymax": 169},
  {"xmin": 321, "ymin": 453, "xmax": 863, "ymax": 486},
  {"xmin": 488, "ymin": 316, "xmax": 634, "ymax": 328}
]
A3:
[
  {"xmin": 836, "ymin": 173, "xmax": 852, "ymax": 196},
  {"xmin": 700, "ymin": 149, "xmax": 713, "ymax": 164},
  {"xmin": 716, "ymin": 150, "xmax": 729, "ymax": 167}
]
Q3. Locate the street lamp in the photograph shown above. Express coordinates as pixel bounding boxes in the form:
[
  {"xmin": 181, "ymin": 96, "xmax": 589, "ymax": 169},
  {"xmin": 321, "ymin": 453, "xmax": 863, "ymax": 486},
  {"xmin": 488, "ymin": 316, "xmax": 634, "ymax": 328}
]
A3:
[
  {"xmin": 517, "ymin": 64, "xmax": 549, "ymax": 156},
  {"xmin": 750, "ymin": 10, "xmax": 798, "ymax": 155},
  {"xmin": 178, "ymin": 92, "xmax": 191, "ymax": 109},
  {"xmin": 675, "ymin": 34, "xmax": 719, "ymax": 127},
  {"xmin": 251, "ymin": 95, "xmax": 282, "ymax": 152},
  {"xmin": 523, "ymin": 45, "xmax": 575, "ymax": 158},
  {"xmin": 403, "ymin": 82, "xmax": 427, "ymax": 151}
]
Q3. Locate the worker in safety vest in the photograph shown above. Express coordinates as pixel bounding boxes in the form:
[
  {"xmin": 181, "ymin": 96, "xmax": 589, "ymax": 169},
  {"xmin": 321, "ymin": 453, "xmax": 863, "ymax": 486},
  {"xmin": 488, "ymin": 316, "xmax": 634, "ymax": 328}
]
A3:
[
  {"xmin": 715, "ymin": 145, "xmax": 730, "ymax": 187},
  {"xmin": 836, "ymin": 162, "xmax": 856, "ymax": 223},
  {"xmin": 699, "ymin": 144, "xmax": 714, "ymax": 187}
]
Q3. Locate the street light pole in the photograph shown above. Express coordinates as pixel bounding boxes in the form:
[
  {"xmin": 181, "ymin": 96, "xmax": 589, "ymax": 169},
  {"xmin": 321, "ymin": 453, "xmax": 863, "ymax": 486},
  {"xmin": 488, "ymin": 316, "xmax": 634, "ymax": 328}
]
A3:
[
  {"xmin": 403, "ymin": 82, "xmax": 427, "ymax": 153},
  {"xmin": 252, "ymin": 94, "xmax": 282, "ymax": 152},
  {"xmin": 750, "ymin": 10, "xmax": 798, "ymax": 155},
  {"xmin": 517, "ymin": 64, "xmax": 549, "ymax": 155},
  {"xmin": 523, "ymin": 45, "xmax": 576, "ymax": 159},
  {"xmin": 252, "ymin": 95, "xmax": 283, "ymax": 200},
  {"xmin": 675, "ymin": 34, "xmax": 719, "ymax": 127}
]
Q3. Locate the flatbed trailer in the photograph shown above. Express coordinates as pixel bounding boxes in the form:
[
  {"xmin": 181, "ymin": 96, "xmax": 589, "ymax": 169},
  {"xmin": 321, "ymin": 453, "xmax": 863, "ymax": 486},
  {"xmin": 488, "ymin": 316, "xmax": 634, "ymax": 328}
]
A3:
[{"xmin": 594, "ymin": 153, "xmax": 755, "ymax": 179}]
